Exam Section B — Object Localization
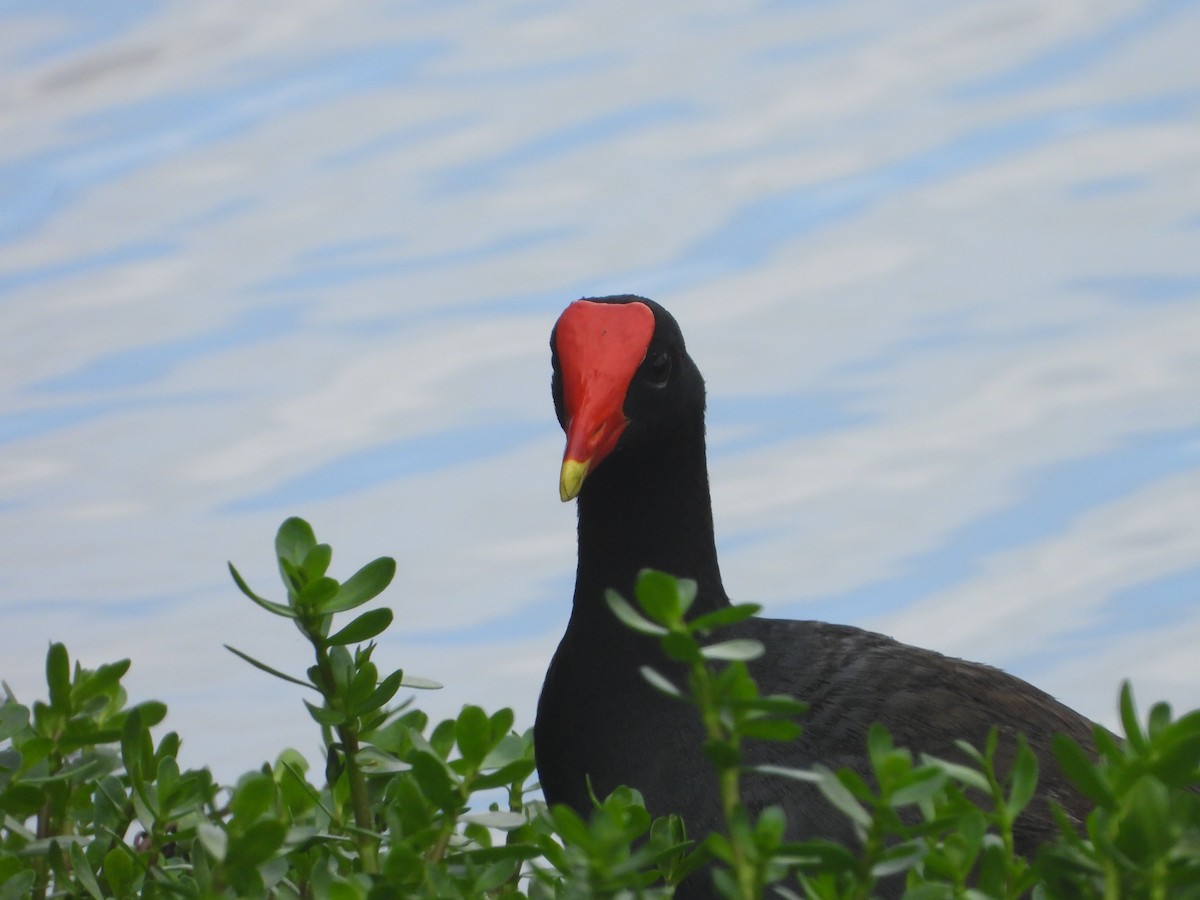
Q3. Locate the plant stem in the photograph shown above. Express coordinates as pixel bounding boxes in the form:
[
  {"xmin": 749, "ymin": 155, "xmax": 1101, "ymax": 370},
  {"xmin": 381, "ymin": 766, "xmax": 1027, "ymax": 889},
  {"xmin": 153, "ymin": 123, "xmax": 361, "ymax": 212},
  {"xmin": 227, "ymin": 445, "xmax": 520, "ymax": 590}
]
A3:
[
  {"xmin": 691, "ymin": 662, "xmax": 758, "ymax": 900},
  {"xmin": 335, "ymin": 723, "xmax": 380, "ymax": 874},
  {"xmin": 308, "ymin": 630, "xmax": 380, "ymax": 874}
]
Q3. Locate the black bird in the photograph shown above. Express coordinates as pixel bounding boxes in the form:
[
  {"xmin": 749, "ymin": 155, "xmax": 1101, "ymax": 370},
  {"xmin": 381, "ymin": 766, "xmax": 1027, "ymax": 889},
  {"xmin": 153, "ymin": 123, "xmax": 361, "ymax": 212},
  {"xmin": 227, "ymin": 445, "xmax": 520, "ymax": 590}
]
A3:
[{"xmin": 534, "ymin": 295, "xmax": 1096, "ymax": 896}]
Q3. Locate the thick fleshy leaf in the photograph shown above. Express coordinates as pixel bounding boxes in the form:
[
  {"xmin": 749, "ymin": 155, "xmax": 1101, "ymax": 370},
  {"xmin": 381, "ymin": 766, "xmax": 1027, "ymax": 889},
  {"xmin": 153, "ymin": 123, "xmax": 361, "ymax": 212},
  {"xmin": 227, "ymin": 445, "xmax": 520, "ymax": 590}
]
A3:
[
  {"xmin": 1053, "ymin": 733, "xmax": 1113, "ymax": 805},
  {"xmin": 196, "ymin": 821, "xmax": 228, "ymax": 862},
  {"xmin": 130, "ymin": 700, "xmax": 167, "ymax": 729},
  {"xmin": 736, "ymin": 695, "xmax": 808, "ymax": 717},
  {"xmin": 326, "ymin": 608, "xmax": 394, "ymax": 647},
  {"xmin": 227, "ymin": 819, "xmax": 288, "ymax": 869},
  {"xmin": 703, "ymin": 739, "xmax": 741, "ymax": 769},
  {"xmin": 888, "ymin": 766, "xmax": 948, "ymax": 806},
  {"xmin": 688, "ymin": 603, "xmax": 762, "ymax": 632},
  {"xmin": 751, "ymin": 763, "xmax": 821, "ymax": 783},
  {"xmin": 355, "ymin": 745, "xmax": 411, "ymax": 774},
  {"xmin": 462, "ymin": 810, "xmax": 527, "ymax": 829},
  {"xmin": 699, "ymin": 639, "xmax": 764, "ymax": 662},
  {"xmin": 456, "ymin": 705, "xmax": 493, "ymax": 767},
  {"xmin": 1006, "ymin": 737, "xmax": 1038, "ymax": 817},
  {"xmin": 320, "ymin": 557, "xmax": 396, "ymax": 613},
  {"xmin": 231, "ymin": 773, "xmax": 276, "ymax": 822},
  {"xmin": 411, "ymin": 751, "xmax": 461, "ymax": 812},
  {"xmin": 605, "ymin": 590, "xmax": 668, "ymax": 636},
  {"xmin": 275, "ymin": 517, "xmax": 317, "ymax": 569},
  {"xmin": 639, "ymin": 665, "xmax": 684, "ymax": 699},
  {"xmin": 661, "ymin": 631, "xmax": 702, "ymax": 663},
  {"xmin": 228, "ymin": 563, "xmax": 295, "ymax": 618},
  {"xmin": 69, "ymin": 840, "xmax": 104, "ymax": 900},
  {"xmin": 918, "ymin": 754, "xmax": 991, "ymax": 794},
  {"xmin": 0, "ymin": 703, "xmax": 29, "ymax": 741},
  {"xmin": 472, "ymin": 758, "xmax": 538, "ymax": 790},
  {"xmin": 71, "ymin": 659, "xmax": 130, "ymax": 706},
  {"xmin": 401, "ymin": 674, "xmax": 443, "ymax": 690},
  {"xmin": 353, "ymin": 669, "xmax": 404, "ymax": 716},
  {"xmin": 813, "ymin": 765, "xmax": 871, "ymax": 828},
  {"xmin": 46, "ymin": 643, "xmax": 70, "ymax": 714},
  {"xmin": 634, "ymin": 569, "xmax": 696, "ymax": 623},
  {"xmin": 225, "ymin": 646, "xmax": 315, "ymax": 690},
  {"xmin": 302, "ymin": 543, "xmax": 333, "ymax": 579},
  {"xmin": 297, "ymin": 576, "xmax": 340, "ymax": 610},
  {"xmin": 304, "ymin": 700, "xmax": 348, "ymax": 727},
  {"xmin": 1119, "ymin": 680, "xmax": 1147, "ymax": 753},
  {"xmin": 103, "ymin": 846, "xmax": 136, "ymax": 898},
  {"xmin": 739, "ymin": 719, "xmax": 802, "ymax": 743}
]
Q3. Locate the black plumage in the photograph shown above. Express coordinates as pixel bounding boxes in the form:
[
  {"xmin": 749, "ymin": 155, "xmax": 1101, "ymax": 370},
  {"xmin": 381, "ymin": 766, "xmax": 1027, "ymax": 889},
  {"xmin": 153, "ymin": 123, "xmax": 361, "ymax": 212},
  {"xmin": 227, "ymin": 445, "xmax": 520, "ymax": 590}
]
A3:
[{"xmin": 535, "ymin": 295, "xmax": 1095, "ymax": 896}]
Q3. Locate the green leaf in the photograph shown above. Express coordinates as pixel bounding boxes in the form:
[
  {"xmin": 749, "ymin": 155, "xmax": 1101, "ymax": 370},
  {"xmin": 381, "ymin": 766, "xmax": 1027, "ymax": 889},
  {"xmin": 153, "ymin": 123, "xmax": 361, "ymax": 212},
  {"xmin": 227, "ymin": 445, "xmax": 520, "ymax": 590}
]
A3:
[
  {"xmin": 46, "ymin": 642, "xmax": 70, "ymax": 714},
  {"xmin": 231, "ymin": 772, "xmax": 277, "ymax": 822},
  {"xmin": 130, "ymin": 700, "xmax": 167, "ymax": 729},
  {"xmin": 456, "ymin": 705, "xmax": 493, "ymax": 767},
  {"xmin": 889, "ymin": 766, "xmax": 949, "ymax": 806},
  {"xmin": 120, "ymin": 707, "xmax": 148, "ymax": 789},
  {"xmin": 0, "ymin": 783, "xmax": 46, "ymax": 817},
  {"xmin": 1147, "ymin": 700, "xmax": 1173, "ymax": 740},
  {"xmin": 605, "ymin": 590, "xmax": 668, "ymax": 636},
  {"xmin": 472, "ymin": 758, "xmax": 537, "ymax": 790},
  {"xmin": 326, "ymin": 608, "xmax": 394, "ymax": 647},
  {"xmin": 699, "ymin": 638, "xmax": 764, "ymax": 662},
  {"xmin": 302, "ymin": 543, "xmax": 333, "ymax": 579},
  {"xmin": 1119, "ymin": 680, "xmax": 1146, "ymax": 753},
  {"xmin": 490, "ymin": 707, "xmax": 514, "ymax": 737},
  {"xmin": 0, "ymin": 703, "xmax": 29, "ymax": 741},
  {"xmin": 661, "ymin": 630, "xmax": 702, "ymax": 663},
  {"xmin": 353, "ymin": 669, "xmax": 404, "ymax": 716},
  {"xmin": 401, "ymin": 673, "xmax": 443, "ymax": 690},
  {"xmin": 920, "ymin": 753, "xmax": 992, "ymax": 794},
  {"xmin": 229, "ymin": 563, "xmax": 296, "ymax": 618},
  {"xmin": 411, "ymin": 751, "xmax": 462, "ymax": 812},
  {"xmin": 0, "ymin": 871, "xmax": 36, "ymax": 900},
  {"xmin": 320, "ymin": 557, "xmax": 395, "ymax": 613},
  {"xmin": 634, "ymin": 569, "xmax": 696, "ymax": 624},
  {"xmin": 71, "ymin": 659, "xmax": 131, "ymax": 706},
  {"xmin": 304, "ymin": 700, "xmax": 347, "ymax": 727},
  {"xmin": 688, "ymin": 603, "xmax": 762, "ymax": 632},
  {"xmin": 736, "ymin": 694, "xmax": 808, "ymax": 717},
  {"xmin": 639, "ymin": 665, "xmax": 684, "ymax": 698},
  {"xmin": 1007, "ymin": 737, "xmax": 1039, "ymax": 818},
  {"xmin": 1053, "ymin": 733, "xmax": 1113, "ymax": 806},
  {"xmin": 297, "ymin": 576, "xmax": 340, "ymax": 610},
  {"xmin": 275, "ymin": 517, "xmax": 317, "ymax": 569},
  {"xmin": 739, "ymin": 719, "xmax": 802, "ymax": 743},
  {"xmin": 69, "ymin": 841, "xmax": 104, "ymax": 900},
  {"xmin": 225, "ymin": 645, "xmax": 315, "ymax": 690},
  {"xmin": 462, "ymin": 810, "xmax": 527, "ymax": 829},
  {"xmin": 103, "ymin": 846, "xmax": 135, "ymax": 898},
  {"xmin": 227, "ymin": 818, "xmax": 288, "ymax": 869},
  {"xmin": 1118, "ymin": 774, "xmax": 1172, "ymax": 860},
  {"xmin": 355, "ymin": 745, "xmax": 411, "ymax": 774},
  {"xmin": 813, "ymin": 765, "xmax": 871, "ymax": 828},
  {"xmin": 703, "ymin": 739, "xmax": 741, "ymax": 769},
  {"xmin": 196, "ymin": 822, "xmax": 228, "ymax": 861},
  {"xmin": 751, "ymin": 763, "xmax": 823, "ymax": 783}
]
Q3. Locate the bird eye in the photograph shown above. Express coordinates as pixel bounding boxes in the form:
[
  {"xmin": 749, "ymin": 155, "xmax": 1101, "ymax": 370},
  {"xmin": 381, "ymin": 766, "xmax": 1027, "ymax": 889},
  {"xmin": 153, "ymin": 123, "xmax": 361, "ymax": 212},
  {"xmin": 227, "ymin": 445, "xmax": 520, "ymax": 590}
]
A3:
[{"xmin": 646, "ymin": 351, "xmax": 672, "ymax": 387}]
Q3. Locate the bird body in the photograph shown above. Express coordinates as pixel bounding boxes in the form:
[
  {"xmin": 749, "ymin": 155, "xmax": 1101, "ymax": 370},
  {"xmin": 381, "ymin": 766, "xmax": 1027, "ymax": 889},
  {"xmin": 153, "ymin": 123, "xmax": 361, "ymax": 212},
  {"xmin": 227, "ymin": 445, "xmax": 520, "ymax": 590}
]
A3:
[{"xmin": 535, "ymin": 295, "xmax": 1095, "ymax": 894}]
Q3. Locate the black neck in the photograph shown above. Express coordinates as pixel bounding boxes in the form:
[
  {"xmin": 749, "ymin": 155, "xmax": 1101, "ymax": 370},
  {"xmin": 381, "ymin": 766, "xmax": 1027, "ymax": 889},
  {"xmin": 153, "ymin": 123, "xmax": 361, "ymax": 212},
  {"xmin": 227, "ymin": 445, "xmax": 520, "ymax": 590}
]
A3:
[{"xmin": 571, "ymin": 418, "xmax": 729, "ymax": 637}]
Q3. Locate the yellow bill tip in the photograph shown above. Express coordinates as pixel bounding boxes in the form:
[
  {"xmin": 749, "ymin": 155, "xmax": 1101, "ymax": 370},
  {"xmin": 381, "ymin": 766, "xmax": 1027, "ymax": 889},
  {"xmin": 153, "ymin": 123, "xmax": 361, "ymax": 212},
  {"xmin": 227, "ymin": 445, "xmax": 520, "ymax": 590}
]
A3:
[{"xmin": 559, "ymin": 458, "xmax": 590, "ymax": 502}]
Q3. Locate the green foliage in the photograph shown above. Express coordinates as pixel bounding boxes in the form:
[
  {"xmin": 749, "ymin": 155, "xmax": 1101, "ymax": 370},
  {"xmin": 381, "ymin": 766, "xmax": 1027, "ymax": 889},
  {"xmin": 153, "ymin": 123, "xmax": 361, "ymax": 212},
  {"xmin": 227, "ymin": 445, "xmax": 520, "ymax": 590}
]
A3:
[
  {"xmin": 1, "ymin": 527, "xmax": 1197, "ymax": 899},
  {"xmin": 614, "ymin": 568, "xmax": 1200, "ymax": 899}
]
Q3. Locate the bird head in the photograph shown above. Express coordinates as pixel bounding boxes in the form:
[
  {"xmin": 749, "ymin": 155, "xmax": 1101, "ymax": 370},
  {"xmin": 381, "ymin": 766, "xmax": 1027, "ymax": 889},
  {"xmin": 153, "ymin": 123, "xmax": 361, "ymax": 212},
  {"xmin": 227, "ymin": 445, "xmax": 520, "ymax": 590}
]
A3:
[{"xmin": 550, "ymin": 295, "xmax": 702, "ymax": 501}]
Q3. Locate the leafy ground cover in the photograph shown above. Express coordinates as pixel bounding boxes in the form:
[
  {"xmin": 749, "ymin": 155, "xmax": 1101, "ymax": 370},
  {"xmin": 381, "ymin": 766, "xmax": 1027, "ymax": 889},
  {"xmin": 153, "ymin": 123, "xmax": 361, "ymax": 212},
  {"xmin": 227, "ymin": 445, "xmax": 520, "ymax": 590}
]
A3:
[{"xmin": 2, "ymin": 518, "xmax": 1197, "ymax": 898}]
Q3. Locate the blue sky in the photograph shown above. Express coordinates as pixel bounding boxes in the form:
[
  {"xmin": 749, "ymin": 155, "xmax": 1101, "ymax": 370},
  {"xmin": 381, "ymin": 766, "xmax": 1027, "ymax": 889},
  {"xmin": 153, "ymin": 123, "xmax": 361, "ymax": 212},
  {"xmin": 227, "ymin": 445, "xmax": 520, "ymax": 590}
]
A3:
[{"xmin": 1, "ymin": 1, "xmax": 1199, "ymax": 779}]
